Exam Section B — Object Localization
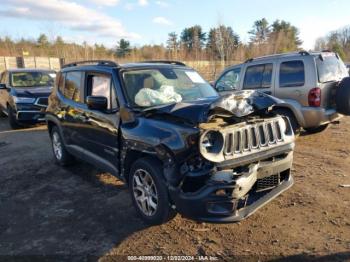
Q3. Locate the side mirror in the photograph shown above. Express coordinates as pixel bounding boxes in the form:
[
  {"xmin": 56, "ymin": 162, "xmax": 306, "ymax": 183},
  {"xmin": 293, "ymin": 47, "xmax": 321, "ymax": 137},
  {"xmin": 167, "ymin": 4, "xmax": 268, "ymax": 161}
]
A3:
[
  {"xmin": 86, "ymin": 96, "xmax": 108, "ymax": 111},
  {"xmin": 0, "ymin": 83, "xmax": 7, "ymax": 90}
]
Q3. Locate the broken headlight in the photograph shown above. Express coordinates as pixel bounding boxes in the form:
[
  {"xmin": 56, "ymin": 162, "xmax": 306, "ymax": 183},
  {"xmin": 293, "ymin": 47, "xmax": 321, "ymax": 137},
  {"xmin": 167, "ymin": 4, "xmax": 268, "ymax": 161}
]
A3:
[{"xmin": 200, "ymin": 130, "xmax": 224, "ymax": 155}]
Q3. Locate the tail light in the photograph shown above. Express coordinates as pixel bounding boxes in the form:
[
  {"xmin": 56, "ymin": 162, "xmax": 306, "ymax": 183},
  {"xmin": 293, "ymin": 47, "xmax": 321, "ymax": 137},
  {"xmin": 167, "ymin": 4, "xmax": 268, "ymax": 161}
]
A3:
[{"xmin": 308, "ymin": 88, "xmax": 321, "ymax": 107}]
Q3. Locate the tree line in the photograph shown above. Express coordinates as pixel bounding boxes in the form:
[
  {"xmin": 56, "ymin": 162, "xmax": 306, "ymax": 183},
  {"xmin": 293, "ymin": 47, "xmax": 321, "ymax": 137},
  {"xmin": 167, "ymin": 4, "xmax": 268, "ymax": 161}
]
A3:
[{"xmin": 0, "ymin": 18, "xmax": 349, "ymax": 62}]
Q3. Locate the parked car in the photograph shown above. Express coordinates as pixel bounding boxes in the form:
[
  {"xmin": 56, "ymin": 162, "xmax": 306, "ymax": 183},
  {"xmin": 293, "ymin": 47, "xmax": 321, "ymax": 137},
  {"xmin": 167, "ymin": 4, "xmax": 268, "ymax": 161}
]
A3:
[
  {"xmin": 214, "ymin": 51, "xmax": 350, "ymax": 134},
  {"xmin": 46, "ymin": 60, "xmax": 295, "ymax": 224},
  {"xmin": 0, "ymin": 68, "xmax": 56, "ymax": 129}
]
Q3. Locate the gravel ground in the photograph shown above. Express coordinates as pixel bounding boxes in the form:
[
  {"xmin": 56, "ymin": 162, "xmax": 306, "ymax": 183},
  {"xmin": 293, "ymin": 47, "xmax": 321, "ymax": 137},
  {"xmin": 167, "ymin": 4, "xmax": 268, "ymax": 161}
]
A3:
[{"xmin": 0, "ymin": 116, "xmax": 349, "ymax": 261}]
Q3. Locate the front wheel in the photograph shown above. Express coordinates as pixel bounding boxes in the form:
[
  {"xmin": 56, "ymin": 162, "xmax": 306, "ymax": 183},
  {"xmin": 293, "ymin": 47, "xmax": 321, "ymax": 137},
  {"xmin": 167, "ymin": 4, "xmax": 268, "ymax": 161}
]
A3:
[
  {"xmin": 129, "ymin": 157, "xmax": 176, "ymax": 225},
  {"xmin": 7, "ymin": 105, "xmax": 21, "ymax": 129}
]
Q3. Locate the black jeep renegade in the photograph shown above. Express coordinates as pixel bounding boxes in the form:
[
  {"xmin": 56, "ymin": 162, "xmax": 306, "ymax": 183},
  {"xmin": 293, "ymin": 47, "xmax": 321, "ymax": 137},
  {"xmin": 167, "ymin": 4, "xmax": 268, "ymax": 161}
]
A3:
[{"xmin": 46, "ymin": 60, "xmax": 295, "ymax": 224}]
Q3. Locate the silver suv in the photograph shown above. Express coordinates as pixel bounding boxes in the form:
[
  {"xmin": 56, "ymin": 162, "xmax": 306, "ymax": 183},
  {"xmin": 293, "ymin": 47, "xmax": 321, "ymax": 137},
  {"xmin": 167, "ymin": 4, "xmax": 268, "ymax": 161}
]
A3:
[{"xmin": 214, "ymin": 51, "xmax": 349, "ymax": 134}]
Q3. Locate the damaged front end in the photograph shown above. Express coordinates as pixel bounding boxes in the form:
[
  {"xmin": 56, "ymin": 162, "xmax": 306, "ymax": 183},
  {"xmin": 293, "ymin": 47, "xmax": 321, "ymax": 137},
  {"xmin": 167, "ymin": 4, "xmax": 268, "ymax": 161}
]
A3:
[{"xmin": 168, "ymin": 91, "xmax": 295, "ymax": 222}]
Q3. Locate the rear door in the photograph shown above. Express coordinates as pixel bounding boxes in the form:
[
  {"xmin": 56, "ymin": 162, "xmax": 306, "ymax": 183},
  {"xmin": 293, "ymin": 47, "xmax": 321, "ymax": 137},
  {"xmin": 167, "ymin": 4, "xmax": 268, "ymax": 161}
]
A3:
[
  {"xmin": 58, "ymin": 70, "xmax": 86, "ymax": 146},
  {"xmin": 241, "ymin": 63, "xmax": 274, "ymax": 95},
  {"xmin": 276, "ymin": 59, "xmax": 308, "ymax": 106}
]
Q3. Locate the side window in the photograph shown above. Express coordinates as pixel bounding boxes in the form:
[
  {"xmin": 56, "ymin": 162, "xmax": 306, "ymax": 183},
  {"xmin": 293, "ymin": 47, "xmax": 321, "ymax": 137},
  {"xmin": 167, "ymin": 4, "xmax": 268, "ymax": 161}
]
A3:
[
  {"xmin": 279, "ymin": 61, "xmax": 305, "ymax": 87},
  {"xmin": 216, "ymin": 68, "xmax": 241, "ymax": 91},
  {"xmin": 64, "ymin": 71, "xmax": 82, "ymax": 102},
  {"xmin": 87, "ymin": 73, "xmax": 117, "ymax": 110},
  {"xmin": 243, "ymin": 64, "xmax": 273, "ymax": 89}
]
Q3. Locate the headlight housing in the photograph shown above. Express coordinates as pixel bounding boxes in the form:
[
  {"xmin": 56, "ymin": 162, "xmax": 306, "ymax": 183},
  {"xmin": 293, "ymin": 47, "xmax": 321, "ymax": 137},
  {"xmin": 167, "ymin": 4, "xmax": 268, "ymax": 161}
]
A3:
[
  {"xmin": 13, "ymin": 96, "xmax": 36, "ymax": 104},
  {"xmin": 199, "ymin": 130, "xmax": 224, "ymax": 162}
]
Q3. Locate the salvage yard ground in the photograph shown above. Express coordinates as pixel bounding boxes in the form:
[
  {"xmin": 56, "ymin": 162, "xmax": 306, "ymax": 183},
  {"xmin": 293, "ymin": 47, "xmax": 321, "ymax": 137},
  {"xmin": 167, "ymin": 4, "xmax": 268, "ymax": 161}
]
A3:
[{"xmin": 0, "ymin": 116, "xmax": 349, "ymax": 261}]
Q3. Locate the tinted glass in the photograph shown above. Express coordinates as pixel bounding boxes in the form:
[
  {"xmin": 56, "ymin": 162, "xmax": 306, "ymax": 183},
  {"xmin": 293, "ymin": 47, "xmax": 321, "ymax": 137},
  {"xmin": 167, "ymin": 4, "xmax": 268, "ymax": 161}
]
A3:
[
  {"xmin": 316, "ymin": 54, "xmax": 348, "ymax": 83},
  {"xmin": 64, "ymin": 71, "xmax": 82, "ymax": 102},
  {"xmin": 216, "ymin": 68, "xmax": 241, "ymax": 91},
  {"xmin": 243, "ymin": 64, "xmax": 272, "ymax": 89},
  {"xmin": 279, "ymin": 61, "xmax": 305, "ymax": 87}
]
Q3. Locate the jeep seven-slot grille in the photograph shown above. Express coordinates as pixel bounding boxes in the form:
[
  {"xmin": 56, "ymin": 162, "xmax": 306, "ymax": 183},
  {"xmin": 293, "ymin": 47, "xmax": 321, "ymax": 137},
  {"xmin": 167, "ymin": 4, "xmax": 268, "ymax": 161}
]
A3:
[{"xmin": 224, "ymin": 120, "xmax": 283, "ymax": 155}]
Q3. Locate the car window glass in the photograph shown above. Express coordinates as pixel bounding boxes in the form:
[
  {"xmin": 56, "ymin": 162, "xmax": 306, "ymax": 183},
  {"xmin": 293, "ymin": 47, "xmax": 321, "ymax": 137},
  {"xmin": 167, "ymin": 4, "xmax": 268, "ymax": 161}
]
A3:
[
  {"xmin": 123, "ymin": 68, "xmax": 217, "ymax": 108},
  {"xmin": 87, "ymin": 74, "xmax": 117, "ymax": 110},
  {"xmin": 316, "ymin": 55, "xmax": 348, "ymax": 83},
  {"xmin": 216, "ymin": 68, "xmax": 241, "ymax": 91},
  {"xmin": 57, "ymin": 73, "xmax": 65, "ymax": 93},
  {"xmin": 243, "ymin": 64, "xmax": 273, "ymax": 89},
  {"xmin": 64, "ymin": 71, "xmax": 82, "ymax": 102},
  {"xmin": 279, "ymin": 61, "xmax": 305, "ymax": 87}
]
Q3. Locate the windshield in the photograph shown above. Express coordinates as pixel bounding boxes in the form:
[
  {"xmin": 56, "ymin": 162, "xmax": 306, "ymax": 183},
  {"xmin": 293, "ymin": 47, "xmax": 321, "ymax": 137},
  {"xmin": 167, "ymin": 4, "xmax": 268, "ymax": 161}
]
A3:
[
  {"xmin": 10, "ymin": 71, "xmax": 56, "ymax": 88},
  {"xmin": 316, "ymin": 54, "xmax": 348, "ymax": 83},
  {"xmin": 122, "ymin": 68, "xmax": 218, "ymax": 108}
]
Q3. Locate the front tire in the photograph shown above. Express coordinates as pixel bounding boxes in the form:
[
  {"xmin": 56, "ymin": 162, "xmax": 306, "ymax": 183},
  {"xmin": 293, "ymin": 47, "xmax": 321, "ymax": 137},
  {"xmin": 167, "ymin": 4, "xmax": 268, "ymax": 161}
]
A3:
[
  {"xmin": 7, "ymin": 105, "xmax": 21, "ymax": 129},
  {"xmin": 129, "ymin": 157, "xmax": 176, "ymax": 225},
  {"xmin": 50, "ymin": 126, "xmax": 75, "ymax": 166}
]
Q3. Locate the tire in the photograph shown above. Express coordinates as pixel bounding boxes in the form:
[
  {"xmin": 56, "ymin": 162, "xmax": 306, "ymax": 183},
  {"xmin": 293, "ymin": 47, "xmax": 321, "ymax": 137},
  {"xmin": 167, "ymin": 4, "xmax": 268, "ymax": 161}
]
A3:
[
  {"xmin": 336, "ymin": 77, "xmax": 350, "ymax": 115},
  {"xmin": 129, "ymin": 157, "xmax": 176, "ymax": 225},
  {"xmin": 0, "ymin": 108, "xmax": 6, "ymax": 117},
  {"xmin": 304, "ymin": 124, "xmax": 329, "ymax": 134},
  {"xmin": 7, "ymin": 105, "xmax": 21, "ymax": 129},
  {"xmin": 273, "ymin": 108, "xmax": 301, "ymax": 136},
  {"xmin": 50, "ymin": 126, "xmax": 75, "ymax": 166}
]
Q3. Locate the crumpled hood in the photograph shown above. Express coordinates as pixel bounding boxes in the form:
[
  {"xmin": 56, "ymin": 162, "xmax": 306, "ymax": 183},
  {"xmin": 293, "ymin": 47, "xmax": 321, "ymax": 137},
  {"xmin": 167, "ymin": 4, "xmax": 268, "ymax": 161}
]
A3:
[
  {"xmin": 143, "ymin": 90, "xmax": 282, "ymax": 124},
  {"xmin": 12, "ymin": 86, "xmax": 53, "ymax": 97}
]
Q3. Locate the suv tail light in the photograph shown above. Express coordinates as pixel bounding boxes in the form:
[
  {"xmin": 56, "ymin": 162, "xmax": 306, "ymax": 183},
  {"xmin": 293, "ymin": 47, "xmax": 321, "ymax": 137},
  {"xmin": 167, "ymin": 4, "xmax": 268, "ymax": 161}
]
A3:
[{"xmin": 308, "ymin": 88, "xmax": 321, "ymax": 107}]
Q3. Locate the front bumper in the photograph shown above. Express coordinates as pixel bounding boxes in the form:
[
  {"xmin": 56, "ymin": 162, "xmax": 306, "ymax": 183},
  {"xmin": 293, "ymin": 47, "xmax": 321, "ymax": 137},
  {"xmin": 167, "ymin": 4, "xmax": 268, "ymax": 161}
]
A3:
[
  {"xmin": 301, "ymin": 107, "xmax": 342, "ymax": 128},
  {"xmin": 170, "ymin": 151, "xmax": 293, "ymax": 222},
  {"xmin": 15, "ymin": 110, "xmax": 46, "ymax": 123},
  {"xmin": 14, "ymin": 102, "xmax": 47, "ymax": 123}
]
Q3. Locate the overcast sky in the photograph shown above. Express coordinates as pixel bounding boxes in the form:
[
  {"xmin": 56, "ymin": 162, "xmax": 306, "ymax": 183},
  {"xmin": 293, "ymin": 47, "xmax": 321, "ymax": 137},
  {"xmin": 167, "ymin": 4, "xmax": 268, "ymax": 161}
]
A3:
[{"xmin": 0, "ymin": 0, "xmax": 349, "ymax": 50}]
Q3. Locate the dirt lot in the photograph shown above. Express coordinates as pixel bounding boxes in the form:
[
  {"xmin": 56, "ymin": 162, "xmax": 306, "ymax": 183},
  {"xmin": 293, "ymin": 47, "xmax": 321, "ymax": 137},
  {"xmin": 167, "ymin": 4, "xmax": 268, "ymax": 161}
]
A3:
[{"xmin": 0, "ymin": 116, "xmax": 349, "ymax": 261}]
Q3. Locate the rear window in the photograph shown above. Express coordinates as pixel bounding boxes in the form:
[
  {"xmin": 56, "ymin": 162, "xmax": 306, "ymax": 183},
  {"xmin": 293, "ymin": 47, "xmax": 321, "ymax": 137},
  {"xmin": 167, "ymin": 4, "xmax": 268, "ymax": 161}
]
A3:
[
  {"xmin": 279, "ymin": 61, "xmax": 305, "ymax": 87},
  {"xmin": 316, "ymin": 54, "xmax": 348, "ymax": 83},
  {"xmin": 64, "ymin": 71, "xmax": 83, "ymax": 103},
  {"xmin": 243, "ymin": 63, "xmax": 273, "ymax": 89}
]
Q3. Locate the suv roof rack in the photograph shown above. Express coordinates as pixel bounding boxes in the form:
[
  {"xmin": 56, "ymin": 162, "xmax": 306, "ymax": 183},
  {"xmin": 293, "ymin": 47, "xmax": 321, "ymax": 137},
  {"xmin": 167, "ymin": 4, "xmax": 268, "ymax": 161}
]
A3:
[
  {"xmin": 298, "ymin": 51, "xmax": 310, "ymax": 56},
  {"xmin": 62, "ymin": 60, "xmax": 119, "ymax": 69},
  {"xmin": 245, "ymin": 58, "xmax": 254, "ymax": 63},
  {"xmin": 140, "ymin": 60, "xmax": 186, "ymax": 66}
]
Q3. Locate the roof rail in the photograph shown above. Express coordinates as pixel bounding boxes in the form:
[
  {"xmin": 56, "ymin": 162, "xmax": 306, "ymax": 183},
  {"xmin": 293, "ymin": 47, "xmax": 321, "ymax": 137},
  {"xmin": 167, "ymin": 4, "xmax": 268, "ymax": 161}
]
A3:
[
  {"xmin": 244, "ymin": 58, "xmax": 254, "ymax": 63},
  {"xmin": 62, "ymin": 60, "xmax": 119, "ymax": 69},
  {"xmin": 299, "ymin": 50, "xmax": 310, "ymax": 56},
  {"xmin": 140, "ymin": 60, "xmax": 186, "ymax": 66}
]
